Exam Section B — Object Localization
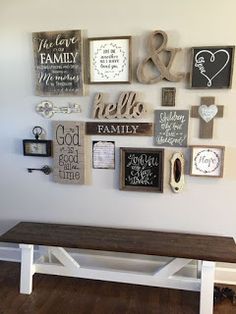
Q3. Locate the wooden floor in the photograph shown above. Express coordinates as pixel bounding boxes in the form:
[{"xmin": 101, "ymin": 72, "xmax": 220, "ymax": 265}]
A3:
[{"xmin": 0, "ymin": 261, "xmax": 235, "ymax": 314}]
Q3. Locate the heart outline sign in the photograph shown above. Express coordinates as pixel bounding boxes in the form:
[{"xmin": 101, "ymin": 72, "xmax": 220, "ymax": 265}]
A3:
[
  {"xmin": 194, "ymin": 49, "xmax": 230, "ymax": 87},
  {"xmin": 198, "ymin": 104, "xmax": 218, "ymax": 123}
]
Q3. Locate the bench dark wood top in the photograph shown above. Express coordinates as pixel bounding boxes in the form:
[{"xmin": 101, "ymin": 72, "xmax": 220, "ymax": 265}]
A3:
[{"xmin": 1, "ymin": 222, "xmax": 236, "ymax": 263}]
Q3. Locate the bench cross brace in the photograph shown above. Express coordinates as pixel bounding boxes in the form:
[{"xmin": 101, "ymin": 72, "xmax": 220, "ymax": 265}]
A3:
[{"xmin": 19, "ymin": 244, "xmax": 215, "ymax": 314}]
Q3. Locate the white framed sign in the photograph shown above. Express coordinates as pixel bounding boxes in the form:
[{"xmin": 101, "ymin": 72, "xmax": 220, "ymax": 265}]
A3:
[
  {"xmin": 190, "ymin": 145, "xmax": 225, "ymax": 178},
  {"xmin": 88, "ymin": 36, "xmax": 131, "ymax": 83}
]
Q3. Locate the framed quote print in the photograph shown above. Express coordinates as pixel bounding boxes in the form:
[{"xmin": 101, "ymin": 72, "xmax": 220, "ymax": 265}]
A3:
[
  {"xmin": 190, "ymin": 46, "xmax": 235, "ymax": 89},
  {"xmin": 120, "ymin": 147, "xmax": 164, "ymax": 192},
  {"xmin": 87, "ymin": 36, "xmax": 132, "ymax": 84},
  {"xmin": 190, "ymin": 145, "xmax": 225, "ymax": 178},
  {"xmin": 32, "ymin": 29, "xmax": 85, "ymax": 96}
]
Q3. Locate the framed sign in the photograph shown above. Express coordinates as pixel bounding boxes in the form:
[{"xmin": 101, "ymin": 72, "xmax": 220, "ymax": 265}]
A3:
[
  {"xmin": 92, "ymin": 141, "xmax": 115, "ymax": 169},
  {"xmin": 23, "ymin": 140, "xmax": 52, "ymax": 157},
  {"xmin": 190, "ymin": 145, "xmax": 225, "ymax": 178},
  {"xmin": 190, "ymin": 46, "xmax": 235, "ymax": 89},
  {"xmin": 154, "ymin": 110, "xmax": 189, "ymax": 147},
  {"xmin": 120, "ymin": 148, "xmax": 164, "ymax": 193},
  {"xmin": 32, "ymin": 29, "xmax": 84, "ymax": 96},
  {"xmin": 88, "ymin": 36, "xmax": 132, "ymax": 83},
  {"xmin": 52, "ymin": 121, "xmax": 85, "ymax": 184},
  {"xmin": 162, "ymin": 88, "xmax": 176, "ymax": 107}
]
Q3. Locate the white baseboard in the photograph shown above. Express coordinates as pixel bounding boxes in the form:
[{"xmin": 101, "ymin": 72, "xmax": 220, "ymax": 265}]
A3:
[{"xmin": 1, "ymin": 244, "xmax": 236, "ymax": 285}]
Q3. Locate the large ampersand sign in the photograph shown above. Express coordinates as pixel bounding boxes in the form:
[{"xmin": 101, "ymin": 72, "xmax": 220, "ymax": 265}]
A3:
[{"xmin": 137, "ymin": 30, "xmax": 184, "ymax": 84}]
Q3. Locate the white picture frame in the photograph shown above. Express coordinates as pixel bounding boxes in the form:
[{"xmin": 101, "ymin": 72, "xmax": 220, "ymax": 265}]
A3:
[
  {"xmin": 88, "ymin": 36, "xmax": 132, "ymax": 84},
  {"xmin": 190, "ymin": 145, "xmax": 225, "ymax": 178}
]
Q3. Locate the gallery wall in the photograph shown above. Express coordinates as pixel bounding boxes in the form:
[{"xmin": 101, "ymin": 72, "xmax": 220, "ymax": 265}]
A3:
[{"xmin": 0, "ymin": 0, "xmax": 236, "ymax": 237}]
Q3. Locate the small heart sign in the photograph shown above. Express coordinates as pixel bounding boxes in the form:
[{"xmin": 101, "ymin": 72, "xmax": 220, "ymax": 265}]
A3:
[{"xmin": 198, "ymin": 104, "xmax": 218, "ymax": 123}]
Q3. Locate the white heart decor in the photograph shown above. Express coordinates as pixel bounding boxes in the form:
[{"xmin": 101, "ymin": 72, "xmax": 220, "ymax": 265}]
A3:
[
  {"xmin": 194, "ymin": 49, "xmax": 230, "ymax": 87},
  {"xmin": 198, "ymin": 105, "xmax": 218, "ymax": 123}
]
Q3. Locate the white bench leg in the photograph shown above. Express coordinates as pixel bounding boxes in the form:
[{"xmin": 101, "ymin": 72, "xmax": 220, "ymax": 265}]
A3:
[
  {"xmin": 19, "ymin": 244, "xmax": 34, "ymax": 294},
  {"xmin": 199, "ymin": 261, "xmax": 215, "ymax": 314}
]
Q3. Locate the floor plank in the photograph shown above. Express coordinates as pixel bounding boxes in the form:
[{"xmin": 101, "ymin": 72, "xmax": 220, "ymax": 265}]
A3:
[{"xmin": 0, "ymin": 261, "xmax": 235, "ymax": 314}]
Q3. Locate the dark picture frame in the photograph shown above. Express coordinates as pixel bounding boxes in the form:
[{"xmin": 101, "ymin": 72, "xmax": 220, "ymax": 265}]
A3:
[
  {"xmin": 23, "ymin": 140, "xmax": 52, "ymax": 157},
  {"xmin": 120, "ymin": 147, "xmax": 164, "ymax": 193},
  {"xmin": 190, "ymin": 46, "xmax": 235, "ymax": 89},
  {"xmin": 87, "ymin": 36, "xmax": 132, "ymax": 84}
]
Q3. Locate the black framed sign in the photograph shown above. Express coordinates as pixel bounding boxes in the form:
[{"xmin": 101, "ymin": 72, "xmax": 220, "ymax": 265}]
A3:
[
  {"xmin": 23, "ymin": 139, "xmax": 52, "ymax": 157},
  {"xmin": 120, "ymin": 148, "xmax": 164, "ymax": 193},
  {"xmin": 190, "ymin": 46, "xmax": 235, "ymax": 89},
  {"xmin": 32, "ymin": 29, "xmax": 84, "ymax": 96}
]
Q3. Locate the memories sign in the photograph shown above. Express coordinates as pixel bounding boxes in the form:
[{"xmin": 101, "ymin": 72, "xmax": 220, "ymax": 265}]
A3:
[{"xmin": 32, "ymin": 30, "xmax": 84, "ymax": 96}]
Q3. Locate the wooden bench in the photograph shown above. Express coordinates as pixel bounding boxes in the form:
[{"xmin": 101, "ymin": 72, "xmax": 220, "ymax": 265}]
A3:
[{"xmin": 1, "ymin": 222, "xmax": 236, "ymax": 314}]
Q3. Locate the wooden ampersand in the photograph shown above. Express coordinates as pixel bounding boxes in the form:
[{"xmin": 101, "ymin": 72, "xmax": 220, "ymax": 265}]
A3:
[
  {"xmin": 137, "ymin": 30, "xmax": 184, "ymax": 84},
  {"xmin": 92, "ymin": 92, "xmax": 147, "ymax": 119},
  {"xmin": 191, "ymin": 97, "xmax": 224, "ymax": 138}
]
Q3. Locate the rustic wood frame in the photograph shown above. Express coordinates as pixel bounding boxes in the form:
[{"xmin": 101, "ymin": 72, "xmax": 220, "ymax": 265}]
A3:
[
  {"xmin": 87, "ymin": 36, "xmax": 132, "ymax": 84},
  {"xmin": 189, "ymin": 46, "xmax": 235, "ymax": 89},
  {"xmin": 32, "ymin": 29, "xmax": 85, "ymax": 96},
  {"xmin": 190, "ymin": 145, "xmax": 225, "ymax": 178},
  {"xmin": 120, "ymin": 147, "xmax": 164, "ymax": 192}
]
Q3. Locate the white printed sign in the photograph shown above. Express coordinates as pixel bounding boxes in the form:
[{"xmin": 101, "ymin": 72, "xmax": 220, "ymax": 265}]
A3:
[
  {"xmin": 89, "ymin": 37, "xmax": 131, "ymax": 83},
  {"xmin": 93, "ymin": 141, "xmax": 115, "ymax": 169},
  {"xmin": 190, "ymin": 146, "xmax": 225, "ymax": 177}
]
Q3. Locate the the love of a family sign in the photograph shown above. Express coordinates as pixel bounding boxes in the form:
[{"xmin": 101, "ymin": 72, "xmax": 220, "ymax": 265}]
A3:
[
  {"xmin": 32, "ymin": 30, "xmax": 84, "ymax": 96},
  {"xmin": 190, "ymin": 46, "xmax": 235, "ymax": 89}
]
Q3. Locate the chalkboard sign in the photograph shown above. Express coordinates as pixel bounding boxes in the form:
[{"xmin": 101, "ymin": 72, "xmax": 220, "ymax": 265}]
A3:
[
  {"xmin": 190, "ymin": 46, "xmax": 235, "ymax": 89},
  {"xmin": 154, "ymin": 110, "xmax": 189, "ymax": 147},
  {"xmin": 32, "ymin": 30, "xmax": 84, "ymax": 96},
  {"xmin": 120, "ymin": 148, "xmax": 164, "ymax": 193}
]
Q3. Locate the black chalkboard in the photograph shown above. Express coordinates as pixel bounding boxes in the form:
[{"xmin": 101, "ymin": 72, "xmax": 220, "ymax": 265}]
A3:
[
  {"xmin": 120, "ymin": 148, "xmax": 164, "ymax": 192},
  {"xmin": 190, "ymin": 46, "xmax": 235, "ymax": 89}
]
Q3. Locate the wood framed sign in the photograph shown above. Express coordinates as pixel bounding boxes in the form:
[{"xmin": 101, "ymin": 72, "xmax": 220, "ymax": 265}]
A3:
[
  {"xmin": 92, "ymin": 141, "xmax": 115, "ymax": 169},
  {"xmin": 190, "ymin": 145, "xmax": 225, "ymax": 178},
  {"xmin": 190, "ymin": 46, "xmax": 235, "ymax": 89},
  {"xmin": 120, "ymin": 147, "xmax": 164, "ymax": 193},
  {"xmin": 154, "ymin": 110, "xmax": 189, "ymax": 147},
  {"xmin": 162, "ymin": 88, "xmax": 176, "ymax": 107},
  {"xmin": 32, "ymin": 30, "xmax": 84, "ymax": 96},
  {"xmin": 52, "ymin": 121, "xmax": 85, "ymax": 184},
  {"xmin": 86, "ymin": 122, "xmax": 153, "ymax": 136},
  {"xmin": 87, "ymin": 36, "xmax": 132, "ymax": 83}
]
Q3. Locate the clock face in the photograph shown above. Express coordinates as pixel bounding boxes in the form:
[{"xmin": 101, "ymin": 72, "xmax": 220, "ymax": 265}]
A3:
[{"xmin": 25, "ymin": 142, "xmax": 47, "ymax": 155}]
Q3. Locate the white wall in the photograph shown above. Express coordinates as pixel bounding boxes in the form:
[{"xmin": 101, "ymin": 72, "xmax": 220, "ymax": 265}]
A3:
[{"xmin": 0, "ymin": 0, "xmax": 236, "ymax": 237}]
